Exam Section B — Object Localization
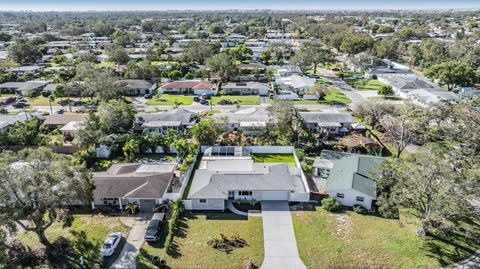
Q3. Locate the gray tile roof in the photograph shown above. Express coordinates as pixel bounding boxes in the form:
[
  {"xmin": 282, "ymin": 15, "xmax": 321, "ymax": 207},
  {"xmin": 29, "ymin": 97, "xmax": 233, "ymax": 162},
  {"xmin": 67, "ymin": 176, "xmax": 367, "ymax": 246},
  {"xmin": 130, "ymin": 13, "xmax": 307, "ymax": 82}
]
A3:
[{"xmin": 212, "ymin": 107, "xmax": 272, "ymax": 124}]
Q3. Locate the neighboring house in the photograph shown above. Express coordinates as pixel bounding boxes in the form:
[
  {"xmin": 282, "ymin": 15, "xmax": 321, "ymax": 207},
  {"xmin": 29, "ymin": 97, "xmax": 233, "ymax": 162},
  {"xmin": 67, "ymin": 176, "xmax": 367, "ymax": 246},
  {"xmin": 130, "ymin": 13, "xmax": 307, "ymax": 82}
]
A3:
[
  {"xmin": 212, "ymin": 107, "xmax": 273, "ymax": 135},
  {"xmin": 43, "ymin": 114, "xmax": 87, "ymax": 129},
  {"xmin": 275, "ymin": 75, "xmax": 315, "ymax": 95},
  {"xmin": 92, "ymin": 163, "xmax": 176, "ymax": 211},
  {"xmin": 0, "ymin": 81, "xmax": 50, "ymax": 96},
  {"xmin": 135, "ymin": 108, "xmax": 198, "ymax": 134},
  {"xmin": 59, "ymin": 121, "xmax": 85, "ymax": 138},
  {"xmin": 120, "ymin": 79, "xmax": 156, "ymax": 96},
  {"xmin": 222, "ymin": 82, "xmax": 269, "ymax": 96},
  {"xmin": 275, "ymin": 90, "xmax": 299, "ymax": 100},
  {"xmin": 378, "ymin": 74, "xmax": 459, "ymax": 106},
  {"xmin": 312, "ymin": 150, "xmax": 384, "ymax": 210},
  {"xmin": 300, "ymin": 112, "xmax": 354, "ymax": 136},
  {"xmin": 9, "ymin": 66, "xmax": 42, "ymax": 75},
  {"xmin": 0, "ymin": 113, "xmax": 32, "ymax": 132},
  {"xmin": 158, "ymin": 80, "xmax": 216, "ymax": 95},
  {"xmin": 186, "ymin": 146, "xmax": 310, "ymax": 210}
]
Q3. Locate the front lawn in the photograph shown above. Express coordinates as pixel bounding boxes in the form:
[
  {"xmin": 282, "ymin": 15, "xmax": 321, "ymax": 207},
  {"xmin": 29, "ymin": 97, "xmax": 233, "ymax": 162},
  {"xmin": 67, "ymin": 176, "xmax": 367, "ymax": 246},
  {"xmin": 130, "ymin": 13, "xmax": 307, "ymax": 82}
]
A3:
[
  {"xmin": 18, "ymin": 214, "xmax": 130, "ymax": 268},
  {"xmin": 252, "ymin": 153, "xmax": 296, "ymax": 167},
  {"xmin": 211, "ymin": 95, "xmax": 260, "ymax": 105},
  {"xmin": 346, "ymin": 79, "xmax": 386, "ymax": 91},
  {"xmin": 319, "ymin": 88, "xmax": 352, "ymax": 105},
  {"xmin": 147, "ymin": 94, "xmax": 195, "ymax": 106},
  {"xmin": 292, "ymin": 205, "xmax": 480, "ymax": 268},
  {"xmin": 137, "ymin": 212, "xmax": 264, "ymax": 269}
]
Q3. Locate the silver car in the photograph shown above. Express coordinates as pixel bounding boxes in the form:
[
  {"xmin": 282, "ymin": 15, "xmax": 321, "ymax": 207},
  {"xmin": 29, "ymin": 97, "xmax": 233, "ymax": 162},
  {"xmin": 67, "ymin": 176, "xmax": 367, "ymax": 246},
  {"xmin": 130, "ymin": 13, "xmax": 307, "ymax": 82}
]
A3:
[{"xmin": 100, "ymin": 232, "xmax": 122, "ymax": 257}]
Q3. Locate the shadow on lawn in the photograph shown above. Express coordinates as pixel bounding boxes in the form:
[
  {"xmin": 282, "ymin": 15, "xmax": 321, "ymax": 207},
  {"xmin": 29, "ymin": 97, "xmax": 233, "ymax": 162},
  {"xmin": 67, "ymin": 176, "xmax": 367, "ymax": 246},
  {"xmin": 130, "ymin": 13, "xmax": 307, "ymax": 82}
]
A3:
[{"xmin": 423, "ymin": 217, "xmax": 480, "ymax": 266}]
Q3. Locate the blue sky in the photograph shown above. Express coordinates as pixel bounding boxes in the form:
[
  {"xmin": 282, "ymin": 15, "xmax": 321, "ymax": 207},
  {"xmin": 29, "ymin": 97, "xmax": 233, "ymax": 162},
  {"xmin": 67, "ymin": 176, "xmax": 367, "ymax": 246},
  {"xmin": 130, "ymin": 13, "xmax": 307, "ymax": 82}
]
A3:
[{"xmin": 0, "ymin": 0, "xmax": 478, "ymax": 11}]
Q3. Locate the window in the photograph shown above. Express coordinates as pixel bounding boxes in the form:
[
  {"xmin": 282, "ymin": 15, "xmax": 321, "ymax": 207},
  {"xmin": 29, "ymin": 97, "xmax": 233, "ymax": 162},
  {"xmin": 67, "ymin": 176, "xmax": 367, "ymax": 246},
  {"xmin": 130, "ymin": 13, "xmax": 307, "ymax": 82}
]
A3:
[
  {"xmin": 336, "ymin": 193, "xmax": 344, "ymax": 198},
  {"xmin": 356, "ymin": 196, "xmax": 364, "ymax": 202},
  {"xmin": 199, "ymin": 199, "xmax": 207, "ymax": 203},
  {"xmin": 238, "ymin": 191, "xmax": 253, "ymax": 196}
]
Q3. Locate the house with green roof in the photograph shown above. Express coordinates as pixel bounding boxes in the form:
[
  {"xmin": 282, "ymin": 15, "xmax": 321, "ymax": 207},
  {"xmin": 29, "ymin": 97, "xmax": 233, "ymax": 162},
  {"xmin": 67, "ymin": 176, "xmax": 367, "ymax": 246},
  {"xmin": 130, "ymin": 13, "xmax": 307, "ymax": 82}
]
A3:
[{"xmin": 312, "ymin": 150, "xmax": 385, "ymax": 210}]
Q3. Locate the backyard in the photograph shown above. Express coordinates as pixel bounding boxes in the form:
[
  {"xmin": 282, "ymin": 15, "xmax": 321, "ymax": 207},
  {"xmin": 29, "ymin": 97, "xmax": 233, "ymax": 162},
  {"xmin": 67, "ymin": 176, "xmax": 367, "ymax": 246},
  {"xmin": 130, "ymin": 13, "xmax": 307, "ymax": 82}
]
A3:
[
  {"xmin": 346, "ymin": 78, "xmax": 386, "ymax": 91},
  {"xmin": 292, "ymin": 205, "xmax": 480, "ymax": 269},
  {"xmin": 211, "ymin": 95, "xmax": 260, "ymax": 105},
  {"xmin": 137, "ymin": 212, "xmax": 264, "ymax": 269},
  {"xmin": 147, "ymin": 94, "xmax": 195, "ymax": 106},
  {"xmin": 18, "ymin": 214, "xmax": 130, "ymax": 268},
  {"xmin": 251, "ymin": 153, "xmax": 297, "ymax": 167}
]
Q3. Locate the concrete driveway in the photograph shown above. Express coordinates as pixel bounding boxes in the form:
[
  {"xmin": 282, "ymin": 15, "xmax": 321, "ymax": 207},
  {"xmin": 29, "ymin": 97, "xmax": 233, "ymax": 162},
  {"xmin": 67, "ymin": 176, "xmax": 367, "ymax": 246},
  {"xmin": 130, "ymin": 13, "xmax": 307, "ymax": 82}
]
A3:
[
  {"xmin": 110, "ymin": 214, "xmax": 150, "ymax": 269},
  {"xmin": 260, "ymin": 201, "xmax": 306, "ymax": 269}
]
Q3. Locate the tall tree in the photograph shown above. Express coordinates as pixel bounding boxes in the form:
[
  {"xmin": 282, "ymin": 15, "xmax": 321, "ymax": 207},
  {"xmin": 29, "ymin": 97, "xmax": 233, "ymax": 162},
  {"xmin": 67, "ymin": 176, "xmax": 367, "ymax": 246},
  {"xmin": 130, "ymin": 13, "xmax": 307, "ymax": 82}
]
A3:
[
  {"xmin": 425, "ymin": 61, "xmax": 477, "ymax": 91},
  {"xmin": 0, "ymin": 148, "xmax": 93, "ymax": 256},
  {"xmin": 206, "ymin": 53, "xmax": 238, "ymax": 82},
  {"xmin": 377, "ymin": 152, "xmax": 472, "ymax": 237},
  {"xmin": 191, "ymin": 118, "xmax": 222, "ymax": 145},
  {"xmin": 97, "ymin": 100, "xmax": 135, "ymax": 135}
]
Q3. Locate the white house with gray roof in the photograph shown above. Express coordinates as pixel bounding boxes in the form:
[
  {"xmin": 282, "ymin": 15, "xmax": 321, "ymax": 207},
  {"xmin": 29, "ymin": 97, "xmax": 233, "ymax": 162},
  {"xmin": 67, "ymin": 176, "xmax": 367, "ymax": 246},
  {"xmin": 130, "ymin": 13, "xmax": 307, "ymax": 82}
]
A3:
[
  {"xmin": 134, "ymin": 108, "xmax": 198, "ymax": 134},
  {"xmin": 313, "ymin": 150, "xmax": 385, "ymax": 210},
  {"xmin": 185, "ymin": 146, "xmax": 310, "ymax": 210},
  {"xmin": 212, "ymin": 107, "xmax": 273, "ymax": 135},
  {"xmin": 300, "ymin": 112, "xmax": 354, "ymax": 136}
]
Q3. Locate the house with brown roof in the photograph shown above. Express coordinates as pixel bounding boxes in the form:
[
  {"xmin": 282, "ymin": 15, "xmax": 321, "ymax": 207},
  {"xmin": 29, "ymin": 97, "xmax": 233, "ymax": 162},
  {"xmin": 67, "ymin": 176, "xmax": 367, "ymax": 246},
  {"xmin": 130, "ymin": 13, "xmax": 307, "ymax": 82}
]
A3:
[
  {"xmin": 158, "ymin": 80, "xmax": 216, "ymax": 95},
  {"xmin": 92, "ymin": 163, "xmax": 176, "ymax": 211},
  {"xmin": 43, "ymin": 114, "xmax": 88, "ymax": 138}
]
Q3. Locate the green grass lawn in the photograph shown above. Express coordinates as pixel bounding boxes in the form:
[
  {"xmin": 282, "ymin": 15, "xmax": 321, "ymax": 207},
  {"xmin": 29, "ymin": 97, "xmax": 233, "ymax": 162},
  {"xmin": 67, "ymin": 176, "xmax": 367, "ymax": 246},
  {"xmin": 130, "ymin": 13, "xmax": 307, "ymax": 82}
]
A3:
[
  {"xmin": 137, "ymin": 212, "xmax": 264, "ymax": 269},
  {"xmin": 211, "ymin": 95, "xmax": 260, "ymax": 105},
  {"xmin": 252, "ymin": 153, "xmax": 297, "ymax": 167},
  {"xmin": 346, "ymin": 79, "xmax": 386, "ymax": 91},
  {"xmin": 319, "ymin": 88, "xmax": 352, "ymax": 105},
  {"xmin": 147, "ymin": 94, "xmax": 195, "ymax": 106},
  {"xmin": 18, "ymin": 214, "xmax": 130, "ymax": 268},
  {"xmin": 292, "ymin": 206, "xmax": 480, "ymax": 269}
]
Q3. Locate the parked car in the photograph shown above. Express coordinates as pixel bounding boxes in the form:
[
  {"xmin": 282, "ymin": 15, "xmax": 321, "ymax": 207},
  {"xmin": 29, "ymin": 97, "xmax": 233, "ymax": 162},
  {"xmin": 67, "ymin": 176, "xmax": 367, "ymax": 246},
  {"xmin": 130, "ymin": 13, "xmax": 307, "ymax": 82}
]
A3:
[
  {"xmin": 100, "ymin": 232, "xmax": 122, "ymax": 257},
  {"xmin": 200, "ymin": 99, "xmax": 208, "ymax": 105},
  {"xmin": 1, "ymin": 97, "xmax": 16, "ymax": 105},
  {"xmin": 193, "ymin": 96, "xmax": 200, "ymax": 102},
  {"xmin": 144, "ymin": 213, "xmax": 166, "ymax": 242},
  {"xmin": 307, "ymin": 74, "xmax": 320, "ymax": 79},
  {"xmin": 144, "ymin": 93, "xmax": 154, "ymax": 99},
  {"xmin": 56, "ymin": 109, "xmax": 64, "ymax": 114},
  {"xmin": 12, "ymin": 102, "xmax": 29, "ymax": 108}
]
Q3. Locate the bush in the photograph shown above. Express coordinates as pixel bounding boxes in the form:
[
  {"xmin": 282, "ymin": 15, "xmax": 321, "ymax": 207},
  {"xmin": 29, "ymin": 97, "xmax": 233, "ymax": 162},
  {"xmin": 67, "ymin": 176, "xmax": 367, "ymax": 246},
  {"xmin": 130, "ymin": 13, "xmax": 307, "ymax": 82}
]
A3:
[
  {"xmin": 321, "ymin": 198, "xmax": 342, "ymax": 212},
  {"xmin": 164, "ymin": 200, "xmax": 185, "ymax": 254},
  {"xmin": 352, "ymin": 204, "xmax": 368, "ymax": 214}
]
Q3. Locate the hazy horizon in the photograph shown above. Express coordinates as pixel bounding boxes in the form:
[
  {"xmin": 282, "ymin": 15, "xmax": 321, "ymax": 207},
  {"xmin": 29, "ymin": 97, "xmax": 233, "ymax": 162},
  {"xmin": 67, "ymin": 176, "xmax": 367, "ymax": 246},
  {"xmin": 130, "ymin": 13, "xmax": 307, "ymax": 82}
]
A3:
[{"xmin": 0, "ymin": 0, "xmax": 479, "ymax": 12}]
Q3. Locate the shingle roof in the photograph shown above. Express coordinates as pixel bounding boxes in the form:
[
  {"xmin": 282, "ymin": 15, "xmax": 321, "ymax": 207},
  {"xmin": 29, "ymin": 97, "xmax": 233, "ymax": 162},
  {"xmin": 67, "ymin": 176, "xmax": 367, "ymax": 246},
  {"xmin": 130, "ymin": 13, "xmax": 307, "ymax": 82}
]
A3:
[
  {"xmin": 135, "ymin": 108, "xmax": 196, "ymax": 128},
  {"xmin": 93, "ymin": 163, "xmax": 175, "ymax": 199},
  {"xmin": 122, "ymin": 79, "xmax": 153, "ymax": 89},
  {"xmin": 318, "ymin": 150, "xmax": 384, "ymax": 198},
  {"xmin": 160, "ymin": 80, "xmax": 214, "ymax": 89},
  {"xmin": 213, "ymin": 107, "xmax": 272, "ymax": 124},
  {"xmin": 188, "ymin": 163, "xmax": 305, "ymax": 199},
  {"xmin": 43, "ymin": 114, "xmax": 87, "ymax": 126},
  {"xmin": 300, "ymin": 112, "xmax": 353, "ymax": 124}
]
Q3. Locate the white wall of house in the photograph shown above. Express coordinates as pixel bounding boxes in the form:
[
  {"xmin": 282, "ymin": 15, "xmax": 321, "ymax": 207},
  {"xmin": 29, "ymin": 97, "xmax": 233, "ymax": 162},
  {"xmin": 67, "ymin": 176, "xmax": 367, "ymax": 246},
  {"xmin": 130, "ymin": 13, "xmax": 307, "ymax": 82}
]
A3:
[
  {"xmin": 190, "ymin": 199, "xmax": 225, "ymax": 210},
  {"xmin": 329, "ymin": 189, "xmax": 374, "ymax": 210}
]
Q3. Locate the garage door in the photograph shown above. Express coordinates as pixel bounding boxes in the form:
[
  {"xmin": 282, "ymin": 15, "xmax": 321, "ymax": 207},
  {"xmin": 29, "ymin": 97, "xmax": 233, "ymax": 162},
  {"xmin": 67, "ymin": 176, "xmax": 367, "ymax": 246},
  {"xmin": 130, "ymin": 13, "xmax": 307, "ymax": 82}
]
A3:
[
  {"xmin": 140, "ymin": 199, "xmax": 156, "ymax": 211},
  {"xmin": 261, "ymin": 191, "xmax": 289, "ymax": 201}
]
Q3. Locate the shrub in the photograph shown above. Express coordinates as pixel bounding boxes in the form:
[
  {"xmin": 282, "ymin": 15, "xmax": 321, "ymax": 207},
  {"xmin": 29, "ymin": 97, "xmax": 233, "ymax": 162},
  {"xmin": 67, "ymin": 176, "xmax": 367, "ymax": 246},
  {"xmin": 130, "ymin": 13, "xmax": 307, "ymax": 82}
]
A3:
[
  {"xmin": 164, "ymin": 200, "xmax": 185, "ymax": 254},
  {"xmin": 321, "ymin": 198, "xmax": 342, "ymax": 212},
  {"xmin": 352, "ymin": 204, "xmax": 368, "ymax": 214}
]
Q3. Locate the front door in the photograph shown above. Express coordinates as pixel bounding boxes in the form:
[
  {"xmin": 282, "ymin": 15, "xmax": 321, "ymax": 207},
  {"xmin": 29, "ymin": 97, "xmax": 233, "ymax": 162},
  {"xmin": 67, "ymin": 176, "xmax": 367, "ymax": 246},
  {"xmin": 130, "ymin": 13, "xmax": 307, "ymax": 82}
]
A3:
[{"xmin": 228, "ymin": 191, "xmax": 235, "ymax": 200}]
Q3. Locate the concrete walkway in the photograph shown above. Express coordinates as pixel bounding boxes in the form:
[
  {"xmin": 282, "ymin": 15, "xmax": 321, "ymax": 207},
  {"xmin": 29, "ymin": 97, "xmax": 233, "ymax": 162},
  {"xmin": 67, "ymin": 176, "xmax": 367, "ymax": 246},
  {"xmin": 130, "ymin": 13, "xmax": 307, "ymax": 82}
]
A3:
[
  {"xmin": 110, "ymin": 214, "xmax": 150, "ymax": 269},
  {"xmin": 260, "ymin": 201, "xmax": 306, "ymax": 269},
  {"xmin": 226, "ymin": 201, "xmax": 262, "ymax": 217}
]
